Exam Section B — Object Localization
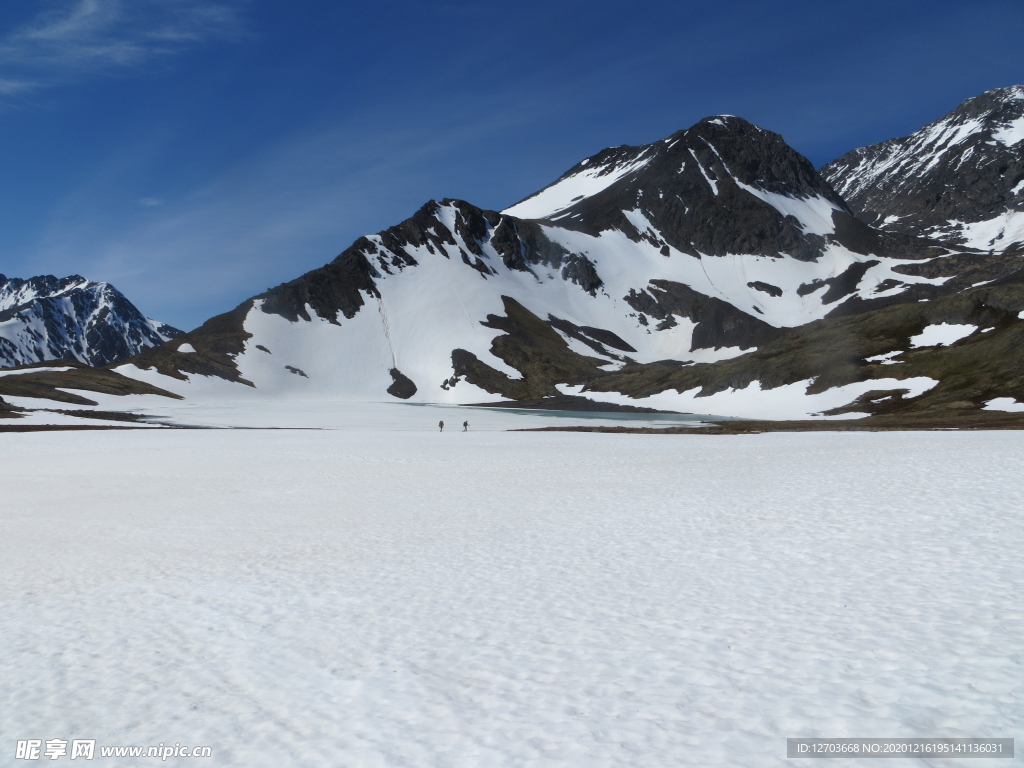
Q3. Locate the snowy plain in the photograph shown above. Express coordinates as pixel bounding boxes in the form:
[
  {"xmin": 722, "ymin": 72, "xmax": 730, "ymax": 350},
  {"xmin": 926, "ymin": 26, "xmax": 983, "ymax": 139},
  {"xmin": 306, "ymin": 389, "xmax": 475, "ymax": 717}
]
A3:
[{"xmin": 1, "ymin": 413, "xmax": 1022, "ymax": 768}]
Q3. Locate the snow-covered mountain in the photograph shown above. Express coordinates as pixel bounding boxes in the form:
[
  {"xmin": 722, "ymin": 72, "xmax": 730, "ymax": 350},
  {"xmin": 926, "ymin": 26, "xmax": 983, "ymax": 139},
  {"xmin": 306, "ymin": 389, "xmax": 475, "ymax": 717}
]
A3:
[
  {"xmin": 12, "ymin": 99, "xmax": 1024, "ymax": 423},
  {"xmin": 0, "ymin": 274, "xmax": 182, "ymax": 368},
  {"xmin": 821, "ymin": 86, "xmax": 1024, "ymax": 252},
  {"xmin": 104, "ymin": 115, "xmax": 978, "ymax": 417}
]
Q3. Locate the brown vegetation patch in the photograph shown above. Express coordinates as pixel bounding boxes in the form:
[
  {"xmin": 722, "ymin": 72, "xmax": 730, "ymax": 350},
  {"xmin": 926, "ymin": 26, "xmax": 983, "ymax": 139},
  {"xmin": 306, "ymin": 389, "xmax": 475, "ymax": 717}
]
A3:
[{"xmin": 0, "ymin": 362, "xmax": 184, "ymax": 406}]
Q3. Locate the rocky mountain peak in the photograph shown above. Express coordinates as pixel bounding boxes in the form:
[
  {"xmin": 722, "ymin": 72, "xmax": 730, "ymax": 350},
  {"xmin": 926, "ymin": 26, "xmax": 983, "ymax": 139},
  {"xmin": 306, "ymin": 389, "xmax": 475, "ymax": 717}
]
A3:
[
  {"xmin": 0, "ymin": 274, "xmax": 182, "ymax": 368},
  {"xmin": 821, "ymin": 85, "xmax": 1024, "ymax": 251},
  {"xmin": 0, "ymin": 274, "xmax": 89, "ymax": 310},
  {"xmin": 505, "ymin": 115, "xmax": 915, "ymax": 263},
  {"xmin": 951, "ymin": 84, "xmax": 1024, "ymax": 124}
]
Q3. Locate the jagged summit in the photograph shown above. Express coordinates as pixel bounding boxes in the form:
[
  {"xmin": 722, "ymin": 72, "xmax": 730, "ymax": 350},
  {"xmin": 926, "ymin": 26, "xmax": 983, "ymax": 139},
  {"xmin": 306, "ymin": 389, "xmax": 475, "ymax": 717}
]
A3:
[
  {"xmin": 821, "ymin": 85, "xmax": 1024, "ymax": 251},
  {"xmin": 507, "ymin": 116, "xmax": 845, "ymax": 224},
  {"xmin": 504, "ymin": 115, "xmax": 932, "ymax": 263},
  {"xmin": 0, "ymin": 274, "xmax": 182, "ymax": 368},
  {"xmin": 1, "ymin": 274, "xmax": 89, "ymax": 307}
]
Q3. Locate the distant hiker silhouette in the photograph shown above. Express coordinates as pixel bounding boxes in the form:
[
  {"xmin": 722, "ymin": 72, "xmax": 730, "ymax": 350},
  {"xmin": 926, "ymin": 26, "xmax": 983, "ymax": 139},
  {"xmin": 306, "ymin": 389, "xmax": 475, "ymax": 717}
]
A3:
[
  {"xmin": 439, "ymin": 420, "xmax": 444, "ymax": 432},
  {"xmin": 463, "ymin": 421, "xmax": 469, "ymax": 432}
]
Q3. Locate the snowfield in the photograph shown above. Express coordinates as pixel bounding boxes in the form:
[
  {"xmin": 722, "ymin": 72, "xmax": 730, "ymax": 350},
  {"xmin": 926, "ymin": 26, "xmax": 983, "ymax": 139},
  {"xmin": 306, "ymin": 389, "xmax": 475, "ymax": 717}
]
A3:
[{"xmin": 1, "ymin": 420, "xmax": 1021, "ymax": 767}]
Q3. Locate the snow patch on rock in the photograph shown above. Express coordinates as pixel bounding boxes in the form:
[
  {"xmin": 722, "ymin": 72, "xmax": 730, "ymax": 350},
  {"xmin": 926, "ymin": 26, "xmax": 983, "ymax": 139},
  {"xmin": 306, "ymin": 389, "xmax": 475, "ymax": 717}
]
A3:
[
  {"xmin": 983, "ymin": 397, "xmax": 1024, "ymax": 412},
  {"xmin": 993, "ymin": 113, "xmax": 1024, "ymax": 146},
  {"xmin": 504, "ymin": 153, "xmax": 652, "ymax": 219},
  {"xmin": 557, "ymin": 376, "xmax": 939, "ymax": 421},
  {"xmin": 909, "ymin": 324, "xmax": 976, "ymax": 348}
]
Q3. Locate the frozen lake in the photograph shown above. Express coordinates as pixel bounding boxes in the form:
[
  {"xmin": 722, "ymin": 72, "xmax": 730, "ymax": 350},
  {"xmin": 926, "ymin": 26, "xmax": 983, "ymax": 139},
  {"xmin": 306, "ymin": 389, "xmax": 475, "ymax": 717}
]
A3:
[{"xmin": 1, "ymin": 414, "xmax": 1021, "ymax": 766}]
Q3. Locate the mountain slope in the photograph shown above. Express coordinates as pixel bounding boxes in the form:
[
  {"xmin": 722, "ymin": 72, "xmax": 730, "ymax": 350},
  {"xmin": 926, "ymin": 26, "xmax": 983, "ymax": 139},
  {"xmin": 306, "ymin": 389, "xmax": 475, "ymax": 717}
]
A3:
[
  {"xmin": 821, "ymin": 86, "xmax": 1024, "ymax": 252},
  {"xmin": 17, "ymin": 105, "xmax": 1024, "ymax": 423},
  {"xmin": 0, "ymin": 275, "xmax": 182, "ymax": 368},
  {"xmin": 108, "ymin": 117, "xmax": 974, "ymax": 418}
]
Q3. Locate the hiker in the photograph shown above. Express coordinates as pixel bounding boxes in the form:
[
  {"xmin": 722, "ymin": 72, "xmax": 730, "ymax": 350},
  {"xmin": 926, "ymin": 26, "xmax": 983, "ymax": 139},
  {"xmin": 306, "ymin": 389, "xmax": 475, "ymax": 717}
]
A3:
[
  {"xmin": 439, "ymin": 420, "xmax": 444, "ymax": 432},
  {"xmin": 463, "ymin": 421, "xmax": 469, "ymax": 432}
]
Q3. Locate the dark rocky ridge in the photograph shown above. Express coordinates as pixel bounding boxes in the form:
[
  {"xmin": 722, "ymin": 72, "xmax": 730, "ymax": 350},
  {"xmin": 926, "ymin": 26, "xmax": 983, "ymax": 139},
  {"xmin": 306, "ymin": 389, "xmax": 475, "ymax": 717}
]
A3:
[{"xmin": 821, "ymin": 86, "xmax": 1024, "ymax": 247}]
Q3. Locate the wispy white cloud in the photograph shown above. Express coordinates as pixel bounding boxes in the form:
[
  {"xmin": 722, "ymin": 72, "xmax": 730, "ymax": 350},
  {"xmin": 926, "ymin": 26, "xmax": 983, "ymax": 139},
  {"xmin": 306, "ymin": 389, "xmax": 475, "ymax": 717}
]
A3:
[
  {"xmin": 0, "ymin": 0, "xmax": 245, "ymax": 94},
  {"xmin": 0, "ymin": 77, "xmax": 37, "ymax": 95},
  {"xmin": 19, "ymin": 92, "xmax": 567, "ymax": 329}
]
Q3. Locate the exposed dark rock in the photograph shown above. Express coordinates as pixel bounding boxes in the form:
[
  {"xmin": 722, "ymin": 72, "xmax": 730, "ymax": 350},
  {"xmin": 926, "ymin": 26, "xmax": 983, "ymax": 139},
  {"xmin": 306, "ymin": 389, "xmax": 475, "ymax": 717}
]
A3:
[
  {"xmin": 625, "ymin": 279, "xmax": 781, "ymax": 350},
  {"xmin": 874, "ymin": 279, "xmax": 903, "ymax": 293},
  {"xmin": 820, "ymin": 388, "xmax": 914, "ymax": 417},
  {"xmin": 448, "ymin": 199, "xmax": 489, "ymax": 256},
  {"xmin": 461, "ymin": 249, "xmax": 493, "ymax": 277},
  {"xmin": 387, "ymin": 368, "xmax": 417, "ymax": 399},
  {"xmin": 450, "ymin": 297, "xmax": 608, "ymax": 400},
  {"xmin": 575, "ymin": 325, "xmax": 637, "ymax": 353},
  {"xmin": 560, "ymin": 253, "xmax": 603, "ymax": 294},
  {"xmin": 796, "ymin": 260, "xmax": 880, "ymax": 305},
  {"xmin": 489, "ymin": 215, "xmax": 567, "ymax": 274},
  {"xmin": 546, "ymin": 315, "xmax": 636, "ymax": 358},
  {"xmin": 259, "ymin": 247, "xmax": 379, "ymax": 324},
  {"xmin": 451, "ymin": 348, "xmax": 530, "ymax": 400},
  {"xmin": 479, "ymin": 296, "xmax": 607, "ymax": 396},
  {"xmin": 747, "ymin": 281, "xmax": 783, "ymax": 297},
  {"xmin": 131, "ymin": 301, "xmax": 255, "ymax": 385}
]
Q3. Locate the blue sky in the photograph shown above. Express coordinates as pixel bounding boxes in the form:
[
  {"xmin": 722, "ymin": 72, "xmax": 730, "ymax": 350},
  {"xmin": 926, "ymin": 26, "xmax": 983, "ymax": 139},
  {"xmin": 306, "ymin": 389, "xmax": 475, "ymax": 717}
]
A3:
[{"xmin": 1, "ymin": 0, "xmax": 1022, "ymax": 330}]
